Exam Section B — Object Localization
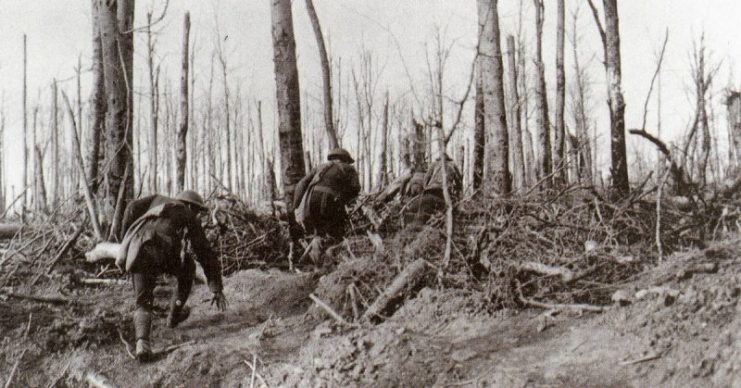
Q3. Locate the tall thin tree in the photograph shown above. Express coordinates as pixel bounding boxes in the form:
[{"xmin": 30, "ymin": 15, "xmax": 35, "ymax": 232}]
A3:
[
  {"xmin": 271, "ymin": 0, "xmax": 306, "ymax": 231},
  {"xmin": 176, "ymin": 12, "xmax": 191, "ymax": 192},
  {"xmin": 478, "ymin": 0, "xmax": 511, "ymax": 195},
  {"xmin": 533, "ymin": 0, "xmax": 552, "ymax": 188},
  {"xmin": 553, "ymin": 0, "xmax": 566, "ymax": 185}
]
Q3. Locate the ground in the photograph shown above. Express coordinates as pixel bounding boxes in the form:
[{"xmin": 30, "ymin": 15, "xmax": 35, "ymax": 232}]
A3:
[{"xmin": 1, "ymin": 236, "xmax": 740, "ymax": 387}]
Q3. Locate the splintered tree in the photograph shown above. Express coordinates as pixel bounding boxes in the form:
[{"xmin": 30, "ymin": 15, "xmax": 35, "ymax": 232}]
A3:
[
  {"xmin": 22, "ymin": 35, "xmax": 28, "ymax": 218},
  {"xmin": 271, "ymin": 0, "xmax": 306, "ymax": 215},
  {"xmin": 305, "ymin": 0, "xmax": 339, "ymax": 149},
  {"xmin": 588, "ymin": 0, "xmax": 629, "ymax": 194},
  {"xmin": 176, "ymin": 12, "xmax": 191, "ymax": 192},
  {"xmin": 553, "ymin": 0, "xmax": 566, "ymax": 186},
  {"xmin": 569, "ymin": 7, "xmax": 594, "ymax": 184},
  {"xmin": 89, "ymin": 0, "xmax": 105, "ymax": 193},
  {"xmin": 533, "ymin": 0, "xmax": 551, "ymax": 188},
  {"xmin": 729, "ymin": 91, "xmax": 741, "ymax": 168},
  {"xmin": 505, "ymin": 35, "xmax": 525, "ymax": 190},
  {"xmin": 478, "ymin": 0, "xmax": 511, "ymax": 195},
  {"xmin": 98, "ymin": 0, "xmax": 135, "ymax": 235},
  {"xmin": 146, "ymin": 11, "xmax": 158, "ymax": 193}
]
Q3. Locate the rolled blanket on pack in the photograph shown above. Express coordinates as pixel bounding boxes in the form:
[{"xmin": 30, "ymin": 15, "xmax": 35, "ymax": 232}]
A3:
[{"xmin": 85, "ymin": 242, "xmax": 124, "ymax": 263}]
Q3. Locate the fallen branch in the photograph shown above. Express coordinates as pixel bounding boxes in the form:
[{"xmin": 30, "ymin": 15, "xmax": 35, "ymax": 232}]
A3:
[
  {"xmin": 362, "ymin": 259, "xmax": 428, "ymax": 323},
  {"xmin": 153, "ymin": 340, "xmax": 195, "ymax": 357},
  {"xmin": 620, "ymin": 351, "xmax": 663, "ymax": 365},
  {"xmin": 85, "ymin": 242, "xmax": 123, "ymax": 263},
  {"xmin": 0, "ymin": 290, "xmax": 76, "ymax": 305},
  {"xmin": 47, "ymin": 227, "xmax": 84, "ymax": 273},
  {"xmin": 516, "ymin": 261, "xmax": 575, "ymax": 282},
  {"xmin": 309, "ymin": 293, "xmax": 355, "ymax": 327},
  {"xmin": 518, "ymin": 291, "xmax": 604, "ymax": 313},
  {"xmin": 84, "ymin": 371, "xmax": 116, "ymax": 388},
  {"xmin": 4, "ymin": 348, "xmax": 26, "ymax": 388},
  {"xmin": 80, "ymin": 278, "xmax": 127, "ymax": 286}
]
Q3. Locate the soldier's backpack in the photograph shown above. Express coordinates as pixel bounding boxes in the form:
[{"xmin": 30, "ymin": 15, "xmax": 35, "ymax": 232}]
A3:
[
  {"xmin": 295, "ymin": 162, "xmax": 335, "ymax": 225},
  {"xmin": 116, "ymin": 201, "xmax": 189, "ymax": 271}
]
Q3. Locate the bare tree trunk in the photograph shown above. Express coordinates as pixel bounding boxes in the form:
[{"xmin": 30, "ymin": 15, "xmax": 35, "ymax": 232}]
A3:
[
  {"xmin": 34, "ymin": 146, "xmax": 48, "ymax": 212},
  {"xmin": 176, "ymin": 12, "xmax": 190, "ymax": 193},
  {"xmin": 147, "ymin": 12, "xmax": 158, "ymax": 193},
  {"xmin": 505, "ymin": 35, "xmax": 525, "ymax": 191},
  {"xmin": 553, "ymin": 0, "xmax": 566, "ymax": 186},
  {"xmin": 473, "ymin": 62, "xmax": 485, "ymax": 190},
  {"xmin": 271, "ymin": 0, "xmax": 306, "ymax": 223},
  {"xmin": 305, "ymin": 0, "xmax": 339, "ymax": 149},
  {"xmin": 533, "ymin": 0, "xmax": 551, "ymax": 188},
  {"xmin": 377, "ymin": 92, "xmax": 389, "ymax": 188},
  {"xmin": 0, "ymin": 107, "xmax": 4, "ymax": 212},
  {"xmin": 217, "ymin": 42, "xmax": 232, "ymax": 190},
  {"xmin": 589, "ymin": 0, "xmax": 629, "ymax": 194},
  {"xmin": 89, "ymin": 0, "xmax": 105, "ymax": 194},
  {"xmin": 478, "ymin": 0, "xmax": 511, "ymax": 196},
  {"xmin": 22, "ymin": 35, "xmax": 28, "ymax": 219},
  {"xmin": 98, "ymin": 0, "xmax": 135, "ymax": 231},
  {"xmin": 728, "ymin": 92, "xmax": 741, "ymax": 169},
  {"xmin": 570, "ymin": 10, "xmax": 594, "ymax": 184},
  {"xmin": 52, "ymin": 79, "xmax": 59, "ymax": 210}
]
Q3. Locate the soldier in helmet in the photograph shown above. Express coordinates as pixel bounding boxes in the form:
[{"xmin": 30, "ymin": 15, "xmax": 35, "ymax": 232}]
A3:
[
  {"xmin": 294, "ymin": 148, "xmax": 361, "ymax": 241},
  {"xmin": 118, "ymin": 190, "xmax": 227, "ymax": 363},
  {"xmin": 404, "ymin": 154, "xmax": 462, "ymax": 227}
]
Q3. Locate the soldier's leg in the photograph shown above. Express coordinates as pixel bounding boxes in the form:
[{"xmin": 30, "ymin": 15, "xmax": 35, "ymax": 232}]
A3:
[
  {"xmin": 168, "ymin": 256, "xmax": 195, "ymax": 328},
  {"xmin": 131, "ymin": 266, "xmax": 156, "ymax": 362}
]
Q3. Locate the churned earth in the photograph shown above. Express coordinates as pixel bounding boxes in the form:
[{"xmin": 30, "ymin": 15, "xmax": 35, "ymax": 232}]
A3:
[{"xmin": 1, "ymin": 237, "xmax": 740, "ymax": 387}]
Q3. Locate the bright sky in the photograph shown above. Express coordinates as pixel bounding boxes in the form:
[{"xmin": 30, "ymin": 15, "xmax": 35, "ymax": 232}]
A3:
[{"xmin": 0, "ymin": 0, "xmax": 739, "ymax": 203}]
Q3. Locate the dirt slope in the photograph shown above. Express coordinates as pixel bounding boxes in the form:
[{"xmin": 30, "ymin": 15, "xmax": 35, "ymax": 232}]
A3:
[{"xmin": 1, "ymin": 238, "xmax": 740, "ymax": 387}]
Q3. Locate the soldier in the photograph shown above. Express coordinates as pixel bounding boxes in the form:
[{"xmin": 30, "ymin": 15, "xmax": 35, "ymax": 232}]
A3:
[
  {"xmin": 423, "ymin": 154, "xmax": 463, "ymax": 201},
  {"xmin": 404, "ymin": 154, "xmax": 462, "ymax": 227},
  {"xmin": 118, "ymin": 190, "xmax": 227, "ymax": 363},
  {"xmin": 293, "ymin": 148, "xmax": 361, "ymax": 241}
]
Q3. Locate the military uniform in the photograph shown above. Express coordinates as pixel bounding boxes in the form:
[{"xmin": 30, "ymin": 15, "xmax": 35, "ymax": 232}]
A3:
[
  {"xmin": 294, "ymin": 148, "xmax": 361, "ymax": 240},
  {"xmin": 404, "ymin": 156, "xmax": 462, "ymax": 227},
  {"xmin": 120, "ymin": 191, "xmax": 224, "ymax": 362}
]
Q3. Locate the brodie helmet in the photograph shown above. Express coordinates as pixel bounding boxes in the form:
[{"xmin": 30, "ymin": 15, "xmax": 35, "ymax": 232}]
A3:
[
  {"xmin": 327, "ymin": 148, "xmax": 355, "ymax": 164},
  {"xmin": 175, "ymin": 190, "xmax": 207, "ymax": 210}
]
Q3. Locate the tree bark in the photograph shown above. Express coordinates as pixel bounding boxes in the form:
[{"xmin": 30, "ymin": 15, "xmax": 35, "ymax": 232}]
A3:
[
  {"xmin": 599, "ymin": 0, "xmax": 630, "ymax": 194},
  {"xmin": 473, "ymin": 61, "xmax": 485, "ymax": 190},
  {"xmin": 571, "ymin": 10, "xmax": 594, "ymax": 184},
  {"xmin": 147, "ymin": 12, "xmax": 158, "ymax": 193},
  {"xmin": 98, "ymin": 0, "xmax": 135, "ymax": 231},
  {"xmin": 89, "ymin": 0, "xmax": 105, "ymax": 194},
  {"xmin": 533, "ymin": 0, "xmax": 552, "ymax": 188},
  {"xmin": 553, "ymin": 0, "xmax": 566, "ymax": 186},
  {"xmin": 271, "ymin": 0, "xmax": 306, "ymax": 221},
  {"xmin": 377, "ymin": 92, "xmax": 389, "ymax": 188},
  {"xmin": 52, "ymin": 79, "xmax": 59, "ymax": 210},
  {"xmin": 728, "ymin": 92, "xmax": 741, "ymax": 168},
  {"xmin": 22, "ymin": 35, "xmax": 28, "ymax": 218},
  {"xmin": 478, "ymin": 0, "xmax": 511, "ymax": 196},
  {"xmin": 505, "ymin": 35, "xmax": 525, "ymax": 191},
  {"xmin": 305, "ymin": 0, "xmax": 339, "ymax": 149},
  {"xmin": 176, "ymin": 12, "xmax": 190, "ymax": 192}
]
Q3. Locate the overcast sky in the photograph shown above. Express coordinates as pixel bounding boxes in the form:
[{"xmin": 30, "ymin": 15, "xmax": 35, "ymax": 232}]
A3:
[{"xmin": 0, "ymin": 0, "xmax": 739, "ymax": 202}]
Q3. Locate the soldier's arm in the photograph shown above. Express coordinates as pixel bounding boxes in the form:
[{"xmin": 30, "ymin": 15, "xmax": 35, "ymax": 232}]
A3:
[
  {"xmin": 348, "ymin": 167, "xmax": 361, "ymax": 200},
  {"xmin": 187, "ymin": 219, "xmax": 223, "ymax": 293}
]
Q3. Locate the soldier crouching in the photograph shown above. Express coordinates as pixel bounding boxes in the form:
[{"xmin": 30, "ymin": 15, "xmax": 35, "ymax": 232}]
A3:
[{"xmin": 118, "ymin": 190, "xmax": 227, "ymax": 363}]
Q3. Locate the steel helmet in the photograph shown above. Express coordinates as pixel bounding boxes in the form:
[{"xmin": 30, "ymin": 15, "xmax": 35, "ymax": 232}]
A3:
[
  {"xmin": 327, "ymin": 148, "xmax": 354, "ymax": 164},
  {"xmin": 175, "ymin": 190, "xmax": 207, "ymax": 210}
]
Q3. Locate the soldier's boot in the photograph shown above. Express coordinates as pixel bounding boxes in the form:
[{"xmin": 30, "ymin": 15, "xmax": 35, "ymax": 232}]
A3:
[
  {"xmin": 167, "ymin": 300, "xmax": 191, "ymax": 328},
  {"xmin": 134, "ymin": 308, "xmax": 153, "ymax": 363}
]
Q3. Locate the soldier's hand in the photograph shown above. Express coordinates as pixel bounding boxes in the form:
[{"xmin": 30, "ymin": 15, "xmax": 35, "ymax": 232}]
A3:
[{"xmin": 211, "ymin": 291, "xmax": 227, "ymax": 312}]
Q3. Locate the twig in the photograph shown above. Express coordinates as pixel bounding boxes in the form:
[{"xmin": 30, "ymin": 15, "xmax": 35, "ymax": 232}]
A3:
[
  {"xmin": 46, "ymin": 360, "xmax": 71, "ymax": 388},
  {"xmin": 117, "ymin": 329, "xmax": 136, "ymax": 360},
  {"xmin": 517, "ymin": 286, "xmax": 604, "ymax": 313},
  {"xmin": 249, "ymin": 353, "xmax": 257, "ymax": 388},
  {"xmin": 153, "ymin": 340, "xmax": 195, "ymax": 357},
  {"xmin": 243, "ymin": 358, "xmax": 269, "ymax": 388},
  {"xmin": 47, "ymin": 227, "xmax": 84, "ymax": 273},
  {"xmin": 309, "ymin": 293, "xmax": 356, "ymax": 327},
  {"xmin": 4, "ymin": 348, "xmax": 26, "ymax": 388},
  {"xmin": 620, "ymin": 351, "xmax": 663, "ymax": 365}
]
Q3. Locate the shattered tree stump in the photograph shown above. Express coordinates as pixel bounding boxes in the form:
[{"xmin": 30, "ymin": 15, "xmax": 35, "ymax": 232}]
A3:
[{"xmin": 362, "ymin": 259, "xmax": 428, "ymax": 324}]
